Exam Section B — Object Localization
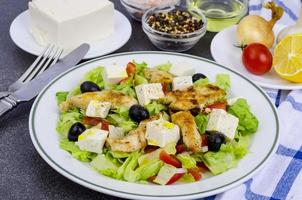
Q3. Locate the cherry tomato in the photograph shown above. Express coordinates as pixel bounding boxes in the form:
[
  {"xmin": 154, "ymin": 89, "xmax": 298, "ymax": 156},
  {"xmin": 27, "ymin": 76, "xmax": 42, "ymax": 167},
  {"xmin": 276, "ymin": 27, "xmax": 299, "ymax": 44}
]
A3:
[
  {"xmin": 126, "ymin": 62, "xmax": 136, "ymax": 76},
  {"xmin": 166, "ymin": 173, "xmax": 185, "ymax": 185},
  {"xmin": 188, "ymin": 167, "xmax": 202, "ymax": 181},
  {"xmin": 100, "ymin": 120, "xmax": 109, "ymax": 131},
  {"xmin": 201, "ymin": 134, "xmax": 208, "ymax": 146},
  {"xmin": 207, "ymin": 102, "xmax": 226, "ymax": 110},
  {"xmin": 242, "ymin": 43, "xmax": 273, "ymax": 75},
  {"xmin": 82, "ymin": 117, "xmax": 102, "ymax": 126},
  {"xmin": 159, "ymin": 151, "xmax": 182, "ymax": 168},
  {"xmin": 197, "ymin": 162, "xmax": 209, "ymax": 173},
  {"xmin": 176, "ymin": 144, "xmax": 187, "ymax": 154},
  {"xmin": 161, "ymin": 83, "xmax": 168, "ymax": 95}
]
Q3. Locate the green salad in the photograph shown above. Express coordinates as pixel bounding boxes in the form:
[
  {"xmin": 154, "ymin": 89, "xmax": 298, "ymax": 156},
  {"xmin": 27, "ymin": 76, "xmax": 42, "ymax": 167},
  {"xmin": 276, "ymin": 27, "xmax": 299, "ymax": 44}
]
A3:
[{"xmin": 56, "ymin": 61, "xmax": 259, "ymax": 185}]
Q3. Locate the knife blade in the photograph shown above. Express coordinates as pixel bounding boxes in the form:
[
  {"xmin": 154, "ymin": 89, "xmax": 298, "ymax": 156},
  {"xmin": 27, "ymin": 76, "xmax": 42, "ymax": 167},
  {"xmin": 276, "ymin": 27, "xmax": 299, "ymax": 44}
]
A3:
[{"xmin": 0, "ymin": 43, "xmax": 89, "ymax": 116}]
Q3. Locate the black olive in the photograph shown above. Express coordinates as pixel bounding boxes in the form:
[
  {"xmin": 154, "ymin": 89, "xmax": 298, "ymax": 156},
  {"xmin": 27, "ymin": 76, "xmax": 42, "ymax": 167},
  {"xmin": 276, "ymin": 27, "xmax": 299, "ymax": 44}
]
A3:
[
  {"xmin": 129, "ymin": 105, "xmax": 150, "ymax": 122},
  {"xmin": 192, "ymin": 73, "xmax": 207, "ymax": 82},
  {"xmin": 80, "ymin": 81, "xmax": 101, "ymax": 93},
  {"xmin": 206, "ymin": 131, "xmax": 226, "ymax": 152},
  {"xmin": 68, "ymin": 122, "xmax": 86, "ymax": 141}
]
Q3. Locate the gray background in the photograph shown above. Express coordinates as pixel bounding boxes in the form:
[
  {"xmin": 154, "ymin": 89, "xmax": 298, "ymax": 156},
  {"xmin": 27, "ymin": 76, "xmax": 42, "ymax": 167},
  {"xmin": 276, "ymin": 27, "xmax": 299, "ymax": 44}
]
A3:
[{"xmin": 0, "ymin": 0, "xmax": 215, "ymax": 199}]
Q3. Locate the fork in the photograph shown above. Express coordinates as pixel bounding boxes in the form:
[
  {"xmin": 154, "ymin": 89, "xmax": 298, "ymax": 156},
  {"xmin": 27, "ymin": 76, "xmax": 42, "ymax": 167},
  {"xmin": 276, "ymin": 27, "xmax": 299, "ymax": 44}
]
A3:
[{"xmin": 0, "ymin": 45, "xmax": 64, "ymax": 99}]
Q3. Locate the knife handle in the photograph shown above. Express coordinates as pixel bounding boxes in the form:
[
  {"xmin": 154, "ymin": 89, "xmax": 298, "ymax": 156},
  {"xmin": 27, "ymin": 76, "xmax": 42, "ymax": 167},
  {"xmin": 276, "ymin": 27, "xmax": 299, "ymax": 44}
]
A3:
[{"xmin": 0, "ymin": 96, "xmax": 18, "ymax": 116}]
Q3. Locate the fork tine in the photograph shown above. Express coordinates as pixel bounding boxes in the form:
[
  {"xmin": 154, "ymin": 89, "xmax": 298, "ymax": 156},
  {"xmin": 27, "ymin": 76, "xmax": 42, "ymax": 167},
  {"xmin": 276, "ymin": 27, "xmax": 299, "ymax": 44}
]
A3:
[
  {"xmin": 36, "ymin": 46, "xmax": 62, "ymax": 76},
  {"xmin": 50, "ymin": 48, "xmax": 64, "ymax": 66},
  {"xmin": 24, "ymin": 45, "xmax": 55, "ymax": 82},
  {"xmin": 17, "ymin": 44, "xmax": 51, "ymax": 83}
]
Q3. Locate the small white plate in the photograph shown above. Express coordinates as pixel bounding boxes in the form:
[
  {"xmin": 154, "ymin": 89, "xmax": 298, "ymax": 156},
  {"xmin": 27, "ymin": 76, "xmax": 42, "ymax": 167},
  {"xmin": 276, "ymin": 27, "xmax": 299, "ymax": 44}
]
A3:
[
  {"xmin": 211, "ymin": 24, "xmax": 302, "ymax": 90},
  {"xmin": 10, "ymin": 10, "xmax": 132, "ymax": 59},
  {"xmin": 29, "ymin": 52, "xmax": 279, "ymax": 200}
]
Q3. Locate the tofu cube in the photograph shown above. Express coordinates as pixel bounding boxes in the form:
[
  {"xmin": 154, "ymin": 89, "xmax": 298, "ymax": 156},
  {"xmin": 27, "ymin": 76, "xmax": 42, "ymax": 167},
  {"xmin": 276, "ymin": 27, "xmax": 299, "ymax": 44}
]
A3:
[
  {"xmin": 135, "ymin": 83, "xmax": 165, "ymax": 105},
  {"xmin": 172, "ymin": 76, "xmax": 193, "ymax": 91},
  {"xmin": 76, "ymin": 128, "xmax": 108, "ymax": 153},
  {"xmin": 108, "ymin": 125, "xmax": 124, "ymax": 139},
  {"xmin": 86, "ymin": 101, "xmax": 111, "ymax": 118},
  {"xmin": 102, "ymin": 65, "xmax": 128, "ymax": 85},
  {"xmin": 170, "ymin": 62, "xmax": 195, "ymax": 76},
  {"xmin": 206, "ymin": 109, "xmax": 239, "ymax": 139},
  {"xmin": 145, "ymin": 119, "xmax": 180, "ymax": 147}
]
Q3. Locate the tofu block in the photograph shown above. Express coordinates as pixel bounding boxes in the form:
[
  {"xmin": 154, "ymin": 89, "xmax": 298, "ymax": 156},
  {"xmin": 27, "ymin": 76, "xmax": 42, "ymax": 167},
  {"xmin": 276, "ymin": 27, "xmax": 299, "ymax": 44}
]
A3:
[
  {"xmin": 170, "ymin": 62, "xmax": 195, "ymax": 76},
  {"xmin": 86, "ymin": 100, "xmax": 111, "ymax": 118},
  {"xmin": 172, "ymin": 76, "xmax": 193, "ymax": 91},
  {"xmin": 28, "ymin": 0, "xmax": 114, "ymax": 51},
  {"xmin": 102, "ymin": 65, "xmax": 128, "ymax": 85},
  {"xmin": 145, "ymin": 119, "xmax": 180, "ymax": 147},
  {"xmin": 108, "ymin": 125, "xmax": 124, "ymax": 139},
  {"xmin": 206, "ymin": 109, "xmax": 239, "ymax": 139},
  {"xmin": 135, "ymin": 83, "xmax": 165, "ymax": 105},
  {"xmin": 76, "ymin": 128, "xmax": 108, "ymax": 153}
]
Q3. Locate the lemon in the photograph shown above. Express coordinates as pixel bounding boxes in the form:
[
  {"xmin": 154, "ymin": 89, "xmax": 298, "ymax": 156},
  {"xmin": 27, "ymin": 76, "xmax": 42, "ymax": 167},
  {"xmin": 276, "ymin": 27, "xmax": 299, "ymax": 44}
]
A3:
[{"xmin": 273, "ymin": 34, "xmax": 302, "ymax": 83}]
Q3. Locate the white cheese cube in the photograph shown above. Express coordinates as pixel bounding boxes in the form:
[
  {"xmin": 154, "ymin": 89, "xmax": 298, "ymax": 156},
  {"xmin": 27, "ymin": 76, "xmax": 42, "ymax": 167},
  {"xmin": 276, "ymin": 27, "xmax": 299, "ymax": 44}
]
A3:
[
  {"xmin": 28, "ymin": 0, "xmax": 114, "ymax": 51},
  {"xmin": 108, "ymin": 125, "xmax": 124, "ymax": 139},
  {"xmin": 172, "ymin": 76, "xmax": 193, "ymax": 91},
  {"xmin": 227, "ymin": 97, "xmax": 245, "ymax": 106},
  {"xmin": 102, "ymin": 65, "xmax": 128, "ymax": 85},
  {"xmin": 135, "ymin": 83, "xmax": 165, "ymax": 105},
  {"xmin": 170, "ymin": 62, "xmax": 195, "ymax": 76},
  {"xmin": 76, "ymin": 128, "xmax": 108, "ymax": 153},
  {"xmin": 86, "ymin": 101, "xmax": 111, "ymax": 118},
  {"xmin": 206, "ymin": 109, "xmax": 239, "ymax": 139},
  {"xmin": 145, "ymin": 119, "xmax": 180, "ymax": 147}
]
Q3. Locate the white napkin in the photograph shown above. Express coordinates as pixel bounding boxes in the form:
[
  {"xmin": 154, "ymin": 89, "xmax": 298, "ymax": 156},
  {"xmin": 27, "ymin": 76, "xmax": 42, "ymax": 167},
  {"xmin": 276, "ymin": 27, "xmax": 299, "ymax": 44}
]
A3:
[{"xmin": 202, "ymin": 1, "xmax": 302, "ymax": 200}]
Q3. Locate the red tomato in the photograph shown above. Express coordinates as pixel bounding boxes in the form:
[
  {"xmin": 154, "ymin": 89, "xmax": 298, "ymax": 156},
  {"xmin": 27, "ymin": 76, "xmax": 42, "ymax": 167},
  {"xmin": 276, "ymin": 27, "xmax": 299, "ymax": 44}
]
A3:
[
  {"xmin": 176, "ymin": 144, "xmax": 187, "ymax": 154},
  {"xmin": 100, "ymin": 120, "xmax": 109, "ymax": 131},
  {"xmin": 188, "ymin": 167, "xmax": 202, "ymax": 181},
  {"xmin": 201, "ymin": 134, "xmax": 208, "ymax": 147},
  {"xmin": 126, "ymin": 62, "xmax": 136, "ymax": 76},
  {"xmin": 161, "ymin": 83, "xmax": 168, "ymax": 95},
  {"xmin": 207, "ymin": 102, "xmax": 226, "ymax": 110},
  {"xmin": 82, "ymin": 117, "xmax": 102, "ymax": 126},
  {"xmin": 159, "ymin": 151, "xmax": 182, "ymax": 168},
  {"xmin": 166, "ymin": 173, "xmax": 185, "ymax": 185},
  {"xmin": 144, "ymin": 146, "xmax": 160, "ymax": 154},
  {"xmin": 197, "ymin": 162, "xmax": 209, "ymax": 173},
  {"xmin": 242, "ymin": 43, "xmax": 273, "ymax": 75}
]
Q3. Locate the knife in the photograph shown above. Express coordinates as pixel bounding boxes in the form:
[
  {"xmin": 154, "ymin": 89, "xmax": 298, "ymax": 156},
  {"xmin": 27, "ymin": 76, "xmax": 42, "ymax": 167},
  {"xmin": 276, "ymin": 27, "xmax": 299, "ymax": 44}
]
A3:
[{"xmin": 0, "ymin": 43, "xmax": 90, "ymax": 116}]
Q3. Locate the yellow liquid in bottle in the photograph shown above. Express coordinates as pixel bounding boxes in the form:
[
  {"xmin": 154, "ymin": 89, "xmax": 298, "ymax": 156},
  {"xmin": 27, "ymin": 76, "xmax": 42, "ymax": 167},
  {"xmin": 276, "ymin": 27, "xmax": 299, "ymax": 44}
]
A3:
[{"xmin": 191, "ymin": 0, "xmax": 247, "ymax": 32}]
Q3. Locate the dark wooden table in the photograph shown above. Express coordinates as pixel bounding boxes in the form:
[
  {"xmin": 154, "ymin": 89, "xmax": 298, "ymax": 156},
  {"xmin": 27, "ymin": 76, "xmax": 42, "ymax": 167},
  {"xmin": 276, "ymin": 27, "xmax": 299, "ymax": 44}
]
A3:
[{"xmin": 0, "ymin": 0, "xmax": 216, "ymax": 199}]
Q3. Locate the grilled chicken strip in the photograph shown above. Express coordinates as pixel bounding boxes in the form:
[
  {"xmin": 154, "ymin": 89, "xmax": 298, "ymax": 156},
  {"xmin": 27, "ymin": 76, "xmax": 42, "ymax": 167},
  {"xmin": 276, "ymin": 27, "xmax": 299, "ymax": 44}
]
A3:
[
  {"xmin": 144, "ymin": 68, "xmax": 174, "ymax": 83},
  {"xmin": 59, "ymin": 90, "xmax": 137, "ymax": 113},
  {"xmin": 171, "ymin": 111, "xmax": 201, "ymax": 152},
  {"xmin": 160, "ymin": 84, "xmax": 226, "ymax": 111},
  {"xmin": 106, "ymin": 116, "xmax": 159, "ymax": 153}
]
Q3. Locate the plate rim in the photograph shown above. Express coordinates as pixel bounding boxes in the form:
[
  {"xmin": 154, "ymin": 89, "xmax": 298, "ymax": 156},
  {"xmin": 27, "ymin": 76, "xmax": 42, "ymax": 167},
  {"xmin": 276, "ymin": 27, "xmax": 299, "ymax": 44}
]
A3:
[
  {"xmin": 29, "ymin": 51, "xmax": 280, "ymax": 199},
  {"xmin": 210, "ymin": 24, "xmax": 302, "ymax": 90},
  {"xmin": 9, "ymin": 10, "xmax": 132, "ymax": 59}
]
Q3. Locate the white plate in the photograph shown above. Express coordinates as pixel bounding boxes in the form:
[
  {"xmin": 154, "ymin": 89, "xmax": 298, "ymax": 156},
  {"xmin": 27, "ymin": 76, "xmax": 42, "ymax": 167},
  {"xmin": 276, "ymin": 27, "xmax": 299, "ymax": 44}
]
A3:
[
  {"xmin": 29, "ymin": 52, "xmax": 279, "ymax": 200},
  {"xmin": 10, "ymin": 10, "xmax": 132, "ymax": 59},
  {"xmin": 211, "ymin": 24, "xmax": 302, "ymax": 90}
]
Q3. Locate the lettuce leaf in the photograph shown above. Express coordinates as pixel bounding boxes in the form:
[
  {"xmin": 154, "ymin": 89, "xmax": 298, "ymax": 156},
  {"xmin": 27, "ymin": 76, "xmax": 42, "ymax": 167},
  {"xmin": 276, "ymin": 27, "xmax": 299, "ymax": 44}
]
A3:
[
  {"xmin": 176, "ymin": 173, "xmax": 196, "ymax": 183},
  {"xmin": 56, "ymin": 91, "xmax": 69, "ymax": 105},
  {"xmin": 195, "ymin": 114, "xmax": 209, "ymax": 134},
  {"xmin": 135, "ymin": 160, "xmax": 163, "ymax": 180},
  {"xmin": 91, "ymin": 154, "xmax": 120, "ymax": 178},
  {"xmin": 56, "ymin": 108, "xmax": 83, "ymax": 137},
  {"xmin": 133, "ymin": 60, "xmax": 147, "ymax": 76},
  {"xmin": 106, "ymin": 107, "xmax": 138, "ymax": 133},
  {"xmin": 155, "ymin": 62, "xmax": 172, "ymax": 72},
  {"xmin": 60, "ymin": 139, "xmax": 96, "ymax": 162},
  {"xmin": 194, "ymin": 78, "xmax": 209, "ymax": 88},
  {"xmin": 215, "ymin": 74, "xmax": 230, "ymax": 91},
  {"xmin": 227, "ymin": 99, "xmax": 259, "ymax": 135},
  {"xmin": 176, "ymin": 154, "xmax": 197, "ymax": 169},
  {"xmin": 115, "ymin": 151, "xmax": 142, "ymax": 182},
  {"xmin": 145, "ymin": 101, "xmax": 167, "ymax": 116}
]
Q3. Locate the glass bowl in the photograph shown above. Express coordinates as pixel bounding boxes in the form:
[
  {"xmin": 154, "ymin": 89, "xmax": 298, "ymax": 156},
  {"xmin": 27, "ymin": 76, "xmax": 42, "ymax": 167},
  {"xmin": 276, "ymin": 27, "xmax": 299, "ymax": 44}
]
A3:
[
  {"xmin": 120, "ymin": 0, "xmax": 181, "ymax": 21},
  {"xmin": 142, "ymin": 5, "xmax": 207, "ymax": 52}
]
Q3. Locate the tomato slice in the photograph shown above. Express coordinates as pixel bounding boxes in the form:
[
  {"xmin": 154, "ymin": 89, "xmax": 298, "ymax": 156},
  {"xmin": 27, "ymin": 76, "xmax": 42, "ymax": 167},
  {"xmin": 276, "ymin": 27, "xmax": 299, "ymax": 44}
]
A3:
[
  {"xmin": 126, "ymin": 62, "xmax": 136, "ymax": 76},
  {"xmin": 176, "ymin": 144, "xmax": 187, "ymax": 154},
  {"xmin": 197, "ymin": 162, "xmax": 209, "ymax": 173},
  {"xmin": 188, "ymin": 167, "xmax": 202, "ymax": 181},
  {"xmin": 159, "ymin": 151, "xmax": 182, "ymax": 168},
  {"xmin": 161, "ymin": 83, "xmax": 168, "ymax": 95},
  {"xmin": 100, "ymin": 120, "xmax": 109, "ymax": 131},
  {"xmin": 144, "ymin": 146, "xmax": 160, "ymax": 154},
  {"xmin": 207, "ymin": 102, "xmax": 227, "ymax": 110},
  {"xmin": 166, "ymin": 173, "xmax": 184, "ymax": 185},
  {"xmin": 201, "ymin": 134, "xmax": 208, "ymax": 147},
  {"xmin": 82, "ymin": 117, "xmax": 102, "ymax": 126}
]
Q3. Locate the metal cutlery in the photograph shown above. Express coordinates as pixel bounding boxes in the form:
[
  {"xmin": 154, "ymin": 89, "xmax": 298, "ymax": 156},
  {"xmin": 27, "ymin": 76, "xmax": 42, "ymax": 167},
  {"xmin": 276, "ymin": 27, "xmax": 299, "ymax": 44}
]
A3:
[
  {"xmin": 0, "ymin": 45, "xmax": 64, "ymax": 99},
  {"xmin": 0, "ymin": 43, "xmax": 90, "ymax": 117}
]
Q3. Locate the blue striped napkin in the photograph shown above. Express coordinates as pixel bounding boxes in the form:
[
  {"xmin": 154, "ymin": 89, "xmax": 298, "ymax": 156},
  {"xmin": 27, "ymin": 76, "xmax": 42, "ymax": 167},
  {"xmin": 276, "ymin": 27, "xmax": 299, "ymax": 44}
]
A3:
[{"xmin": 203, "ymin": 1, "xmax": 302, "ymax": 199}]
